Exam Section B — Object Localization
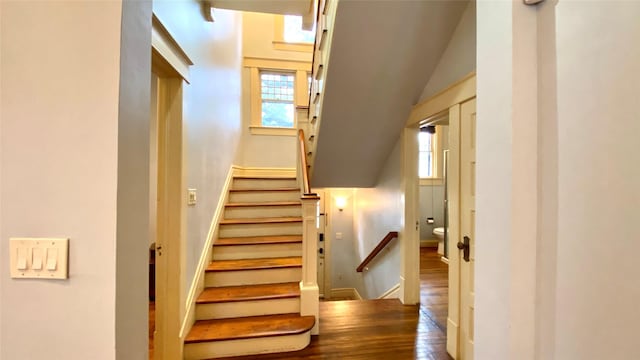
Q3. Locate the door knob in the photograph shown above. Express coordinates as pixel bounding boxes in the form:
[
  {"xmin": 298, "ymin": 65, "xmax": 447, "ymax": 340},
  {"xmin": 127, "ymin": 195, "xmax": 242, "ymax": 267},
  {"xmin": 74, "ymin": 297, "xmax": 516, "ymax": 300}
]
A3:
[{"xmin": 457, "ymin": 236, "xmax": 470, "ymax": 262}]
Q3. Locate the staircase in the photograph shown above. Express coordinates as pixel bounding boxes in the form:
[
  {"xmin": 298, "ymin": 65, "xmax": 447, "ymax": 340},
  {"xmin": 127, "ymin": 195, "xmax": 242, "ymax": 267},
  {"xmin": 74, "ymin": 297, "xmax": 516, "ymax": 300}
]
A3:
[{"xmin": 184, "ymin": 176, "xmax": 315, "ymax": 360}]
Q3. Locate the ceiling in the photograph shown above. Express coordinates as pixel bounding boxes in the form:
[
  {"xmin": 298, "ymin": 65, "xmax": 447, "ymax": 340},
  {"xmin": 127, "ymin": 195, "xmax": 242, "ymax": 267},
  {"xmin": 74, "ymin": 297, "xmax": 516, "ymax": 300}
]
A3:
[{"xmin": 311, "ymin": 0, "xmax": 468, "ymax": 187}]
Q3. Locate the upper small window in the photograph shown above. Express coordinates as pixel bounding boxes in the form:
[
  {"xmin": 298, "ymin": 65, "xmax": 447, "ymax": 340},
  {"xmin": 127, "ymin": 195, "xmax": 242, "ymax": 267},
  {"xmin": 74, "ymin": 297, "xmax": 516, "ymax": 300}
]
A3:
[
  {"xmin": 419, "ymin": 129, "xmax": 435, "ymax": 178},
  {"xmin": 261, "ymin": 72, "xmax": 295, "ymax": 128},
  {"xmin": 284, "ymin": 15, "xmax": 315, "ymax": 43}
]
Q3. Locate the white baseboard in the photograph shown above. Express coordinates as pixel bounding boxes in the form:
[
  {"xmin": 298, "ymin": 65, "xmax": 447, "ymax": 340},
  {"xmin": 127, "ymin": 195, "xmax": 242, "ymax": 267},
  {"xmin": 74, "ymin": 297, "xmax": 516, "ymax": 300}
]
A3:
[
  {"xmin": 180, "ymin": 165, "xmax": 235, "ymax": 338},
  {"xmin": 377, "ymin": 283, "xmax": 401, "ymax": 299},
  {"xmin": 329, "ymin": 288, "xmax": 362, "ymax": 300},
  {"xmin": 421, "ymin": 239, "xmax": 439, "ymax": 248},
  {"xmin": 440, "ymin": 256, "xmax": 449, "ymax": 265},
  {"xmin": 232, "ymin": 165, "xmax": 296, "ymax": 178}
]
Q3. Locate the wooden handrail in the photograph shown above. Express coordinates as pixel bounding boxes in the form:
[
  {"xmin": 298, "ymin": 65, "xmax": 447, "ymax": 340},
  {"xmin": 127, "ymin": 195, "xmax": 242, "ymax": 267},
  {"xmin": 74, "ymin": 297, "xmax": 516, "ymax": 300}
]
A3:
[
  {"xmin": 356, "ymin": 232, "xmax": 399, "ymax": 272},
  {"xmin": 298, "ymin": 129, "xmax": 312, "ymax": 195}
]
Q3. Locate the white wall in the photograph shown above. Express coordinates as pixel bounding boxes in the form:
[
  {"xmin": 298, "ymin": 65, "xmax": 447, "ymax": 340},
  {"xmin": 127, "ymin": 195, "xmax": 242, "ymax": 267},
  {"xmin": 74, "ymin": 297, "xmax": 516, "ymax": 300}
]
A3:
[
  {"xmin": 235, "ymin": 11, "xmax": 312, "ymax": 168},
  {"xmin": 419, "ymin": 184, "xmax": 445, "ymax": 240},
  {"xmin": 354, "ymin": 140, "xmax": 403, "ymax": 299},
  {"xmin": 116, "ymin": 1, "xmax": 153, "ymax": 357},
  {"xmin": 1, "ymin": 1, "xmax": 128, "ymax": 358},
  {"xmin": 152, "ymin": 4, "xmax": 244, "ymax": 297},
  {"xmin": 542, "ymin": 2, "xmax": 640, "ymax": 359},
  {"xmin": 419, "ymin": 1, "xmax": 476, "ymax": 102},
  {"xmin": 477, "ymin": 1, "xmax": 640, "ymax": 359},
  {"xmin": 322, "ymin": 140, "xmax": 403, "ymax": 299},
  {"xmin": 325, "ymin": 188, "xmax": 363, "ymax": 293}
]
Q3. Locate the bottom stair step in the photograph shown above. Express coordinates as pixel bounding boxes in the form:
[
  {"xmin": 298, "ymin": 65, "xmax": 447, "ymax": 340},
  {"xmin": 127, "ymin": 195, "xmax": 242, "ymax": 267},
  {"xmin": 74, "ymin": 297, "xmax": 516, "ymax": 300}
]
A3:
[
  {"xmin": 184, "ymin": 313, "xmax": 315, "ymax": 359},
  {"xmin": 195, "ymin": 283, "xmax": 301, "ymax": 320}
]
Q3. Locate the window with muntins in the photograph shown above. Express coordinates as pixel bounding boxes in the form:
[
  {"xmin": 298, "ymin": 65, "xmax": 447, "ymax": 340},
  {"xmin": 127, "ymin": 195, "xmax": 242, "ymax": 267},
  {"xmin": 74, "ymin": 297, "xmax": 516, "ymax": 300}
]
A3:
[
  {"xmin": 419, "ymin": 131, "xmax": 435, "ymax": 178},
  {"xmin": 261, "ymin": 72, "xmax": 295, "ymax": 128}
]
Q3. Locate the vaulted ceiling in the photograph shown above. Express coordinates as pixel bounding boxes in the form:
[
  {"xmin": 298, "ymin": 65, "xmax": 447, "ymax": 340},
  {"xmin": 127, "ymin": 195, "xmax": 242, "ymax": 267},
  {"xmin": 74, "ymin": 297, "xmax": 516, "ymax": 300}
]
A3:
[{"xmin": 311, "ymin": 0, "xmax": 468, "ymax": 187}]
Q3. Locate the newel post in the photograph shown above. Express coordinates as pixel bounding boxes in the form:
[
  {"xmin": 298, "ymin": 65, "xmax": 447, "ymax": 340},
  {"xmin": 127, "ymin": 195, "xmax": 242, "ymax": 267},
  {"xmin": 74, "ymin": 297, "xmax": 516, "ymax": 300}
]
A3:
[{"xmin": 300, "ymin": 194, "xmax": 320, "ymax": 335}]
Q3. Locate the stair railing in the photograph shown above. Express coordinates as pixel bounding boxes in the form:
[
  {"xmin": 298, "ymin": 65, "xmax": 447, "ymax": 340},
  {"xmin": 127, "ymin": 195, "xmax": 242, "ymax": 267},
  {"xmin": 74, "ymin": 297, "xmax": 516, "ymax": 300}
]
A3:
[
  {"xmin": 297, "ymin": 128, "xmax": 320, "ymax": 335},
  {"xmin": 356, "ymin": 232, "xmax": 399, "ymax": 272},
  {"xmin": 302, "ymin": 0, "xmax": 337, "ymax": 177}
]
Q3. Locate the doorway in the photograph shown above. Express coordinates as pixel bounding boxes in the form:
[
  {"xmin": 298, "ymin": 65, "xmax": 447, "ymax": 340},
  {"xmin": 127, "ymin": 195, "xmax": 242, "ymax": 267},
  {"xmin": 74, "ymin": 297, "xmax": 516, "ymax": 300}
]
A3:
[
  {"xmin": 150, "ymin": 48, "xmax": 186, "ymax": 359},
  {"xmin": 402, "ymin": 74, "xmax": 476, "ymax": 359}
]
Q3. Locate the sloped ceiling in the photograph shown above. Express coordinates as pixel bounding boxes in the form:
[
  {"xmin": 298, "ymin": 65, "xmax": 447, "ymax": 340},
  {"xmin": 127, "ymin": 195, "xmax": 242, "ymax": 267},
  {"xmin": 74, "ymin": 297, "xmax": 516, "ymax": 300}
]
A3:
[{"xmin": 311, "ymin": 0, "xmax": 468, "ymax": 187}]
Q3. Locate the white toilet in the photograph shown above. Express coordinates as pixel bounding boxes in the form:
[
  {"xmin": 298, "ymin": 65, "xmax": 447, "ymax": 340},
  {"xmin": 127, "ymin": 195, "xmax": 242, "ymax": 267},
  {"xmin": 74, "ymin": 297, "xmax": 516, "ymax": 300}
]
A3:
[{"xmin": 433, "ymin": 227, "xmax": 445, "ymax": 255}]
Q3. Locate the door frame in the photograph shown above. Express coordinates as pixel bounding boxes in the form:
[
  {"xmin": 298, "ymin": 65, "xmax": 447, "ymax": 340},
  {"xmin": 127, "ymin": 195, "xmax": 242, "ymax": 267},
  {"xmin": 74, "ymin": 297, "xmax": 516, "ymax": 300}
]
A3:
[
  {"xmin": 150, "ymin": 14, "xmax": 193, "ymax": 360},
  {"xmin": 402, "ymin": 73, "xmax": 476, "ymax": 358}
]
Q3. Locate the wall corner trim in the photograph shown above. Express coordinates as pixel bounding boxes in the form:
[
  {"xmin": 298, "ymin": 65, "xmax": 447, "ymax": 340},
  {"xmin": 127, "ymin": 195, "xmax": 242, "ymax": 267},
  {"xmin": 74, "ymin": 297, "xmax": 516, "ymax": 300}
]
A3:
[{"xmin": 180, "ymin": 165, "xmax": 235, "ymax": 339}]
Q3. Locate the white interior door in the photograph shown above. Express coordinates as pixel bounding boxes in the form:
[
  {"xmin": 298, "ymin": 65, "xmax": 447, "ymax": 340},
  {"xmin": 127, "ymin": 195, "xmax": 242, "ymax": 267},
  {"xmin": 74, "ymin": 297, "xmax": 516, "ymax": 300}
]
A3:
[{"xmin": 459, "ymin": 98, "xmax": 476, "ymax": 359}]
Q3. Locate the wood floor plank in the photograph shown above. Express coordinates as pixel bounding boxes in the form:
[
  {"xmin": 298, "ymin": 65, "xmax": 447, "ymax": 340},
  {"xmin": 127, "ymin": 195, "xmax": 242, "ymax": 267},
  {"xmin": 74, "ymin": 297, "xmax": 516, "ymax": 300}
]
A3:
[
  {"xmin": 215, "ymin": 235, "xmax": 302, "ymax": 246},
  {"xmin": 206, "ymin": 257, "xmax": 302, "ymax": 272},
  {"xmin": 185, "ymin": 313, "xmax": 315, "ymax": 343},
  {"xmin": 197, "ymin": 282, "xmax": 300, "ymax": 304},
  {"xmin": 213, "ymin": 248, "xmax": 452, "ymax": 360},
  {"xmin": 219, "ymin": 217, "xmax": 302, "ymax": 225}
]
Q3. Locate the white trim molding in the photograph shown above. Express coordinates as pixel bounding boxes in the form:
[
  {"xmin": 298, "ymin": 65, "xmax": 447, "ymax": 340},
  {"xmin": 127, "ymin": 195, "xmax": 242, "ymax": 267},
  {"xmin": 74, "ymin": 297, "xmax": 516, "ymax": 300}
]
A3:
[
  {"xmin": 232, "ymin": 165, "xmax": 296, "ymax": 178},
  {"xmin": 180, "ymin": 166, "xmax": 235, "ymax": 339},
  {"xmin": 378, "ymin": 283, "xmax": 401, "ymax": 299},
  {"xmin": 329, "ymin": 288, "xmax": 363, "ymax": 300},
  {"xmin": 151, "ymin": 14, "xmax": 193, "ymax": 83}
]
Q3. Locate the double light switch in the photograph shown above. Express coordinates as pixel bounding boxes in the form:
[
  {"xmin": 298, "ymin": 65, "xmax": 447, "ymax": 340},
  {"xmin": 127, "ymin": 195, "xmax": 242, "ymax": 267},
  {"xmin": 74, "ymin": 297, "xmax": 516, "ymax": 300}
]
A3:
[{"xmin": 10, "ymin": 238, "xmax": 69, "ymax": 279}]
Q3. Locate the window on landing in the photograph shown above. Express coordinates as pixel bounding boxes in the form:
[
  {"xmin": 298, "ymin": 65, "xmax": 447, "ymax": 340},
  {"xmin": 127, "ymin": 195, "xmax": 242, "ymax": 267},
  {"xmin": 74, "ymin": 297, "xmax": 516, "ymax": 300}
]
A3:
[{"xmin": 260, "ymin": 71, "xmax": 295, "ymax": 128}]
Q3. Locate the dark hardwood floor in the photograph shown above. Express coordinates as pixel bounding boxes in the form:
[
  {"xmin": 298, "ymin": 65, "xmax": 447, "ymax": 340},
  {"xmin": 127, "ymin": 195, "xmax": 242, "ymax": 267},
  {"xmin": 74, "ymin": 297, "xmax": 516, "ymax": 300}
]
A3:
[
  {"xmin": 420, "ymin": 247, "xmax": 449, "ymax": 331},
  {"xmin": 218, "ymin": 247, "xmax": 451, "ymax": 360},
  {"xmin": 149, "ymin": 301, "xmax": 155, "ymax": 359},
  {"xmin": 148, "ymin": 247, "xmax": 450, "ymax": 360}
]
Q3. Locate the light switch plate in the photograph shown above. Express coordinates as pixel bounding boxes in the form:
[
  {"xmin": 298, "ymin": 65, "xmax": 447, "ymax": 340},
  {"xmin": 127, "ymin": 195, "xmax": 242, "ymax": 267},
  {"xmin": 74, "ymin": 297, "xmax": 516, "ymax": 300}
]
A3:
[
  {"xmin": 10, "ymin": 238, "xmax": 69, "ymax": 279},
  {"xmin": 187, "ymin": 189, "xmax": 197, "ymax": 206}
]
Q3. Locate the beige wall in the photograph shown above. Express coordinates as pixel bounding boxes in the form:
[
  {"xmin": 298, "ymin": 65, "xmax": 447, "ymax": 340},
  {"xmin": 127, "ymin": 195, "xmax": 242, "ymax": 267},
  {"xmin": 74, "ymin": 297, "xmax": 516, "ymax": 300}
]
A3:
[
  {"xmin": 242, "ymin": 12, "xmax": 312, "ymax": 62},
  {"xmin": 236, "ymin": 11, "xmax": 312, "ymax": 168},
  {"xmin": 152, "ymin": 4, "xmax": 244, "ymax": 298},
  {"xmin": 476, "ymin": 1, "xmax": 640, "ymax": 359},
  {"xmin": 1, "ymin": 1, "xmax": 127, "ymax": 358}
]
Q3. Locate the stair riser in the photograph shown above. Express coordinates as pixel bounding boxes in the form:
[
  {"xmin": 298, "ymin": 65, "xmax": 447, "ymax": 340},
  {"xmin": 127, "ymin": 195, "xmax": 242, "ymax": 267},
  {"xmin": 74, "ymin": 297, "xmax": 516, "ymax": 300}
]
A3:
[
  {"xmin": 229, "ymin": 191, "xmax": 300, "ymax": 203},
  {"xmin": 195, "ymin": 298, "xmax": 300, "ymax": 320},
  {"xmin": 232, "ymin": 178, "xmax": 297, "ymax": 190},
  {"xmin": 184, "ymin": 331, "xmax": 311, "ymax": 360},
  {"xmin": 205, "ymin": 268, "xmax": 301, "ymax": 287},
  {"xmin": 219, "ymin": 223, "xmax": 302, "ymax": 238},
  {"xmin": 224, "ymin": 206, "xmax": 302, "ymax": 219},
  {"xmin": 212, "ymin": 243, "xmax": 302, "ymax": 260}
]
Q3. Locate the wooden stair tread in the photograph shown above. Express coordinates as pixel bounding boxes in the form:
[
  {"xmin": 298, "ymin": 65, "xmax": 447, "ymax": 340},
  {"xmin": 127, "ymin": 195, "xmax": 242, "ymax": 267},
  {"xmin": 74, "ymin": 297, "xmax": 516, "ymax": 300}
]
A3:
[
  {"xmin": 220, "ymin": 217, "xmax": 302, "ymax": 225},
  {"xmin": 206, "ymin": 257, "xmax": 302, "ymax": 272},
  {"xmin": 215, "ymin": 235, "xmax": 302, "ymax": 246},
  {"xmin": 234, "ymin": 176, "xmax": 296, "ymax": 180},
  {"xmin": 196, "ymin": 282, "xmax": 300, "ymax": 304},
  {"xmin": 225, "ymin": 201, "xmax": 301, "ymax": 208},
  {"xmin": 185, "ymin": 313, "xmax": 315, "ymax": 343},
  {"xmin": 229, "ymin": 187, "xmax": 300, "ymax": 192}
]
